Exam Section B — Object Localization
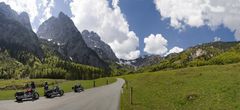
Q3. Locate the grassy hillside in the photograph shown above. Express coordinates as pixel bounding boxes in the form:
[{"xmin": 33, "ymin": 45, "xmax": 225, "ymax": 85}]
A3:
[
  {"xmin": 0, "ymin": 77, "xmax": 116, "ymax": 100},
  {"xmin": 0, "ymin": 39, "xmax": 109, "ymax": 80},
  {"xmin": 121, "ymin": 63, "xmax": 240, "ymax": 110},
  {"xmin": 137, "ymin": 42, "xmax": 240, "ymax": 73}
]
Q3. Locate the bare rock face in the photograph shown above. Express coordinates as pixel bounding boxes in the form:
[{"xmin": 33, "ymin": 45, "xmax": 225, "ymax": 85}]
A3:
[
  {"xmin": 82, "ymin": 30, "xmax": 118, "ymax": 62},
  {"xmin": 0, "ymin": 2, "xmax": 32, "ymax": 30},
  {"xmin": 37, "ymin": 12, "xmax": 108, "ymax": 69},
  {"xmin": 18, "ymin": 12, "xmax": 32, "ymax": 30},
  {"xmin": 0, "ymin": 2, "xmax": 43, "ymax": 59},
  {"xmin": 0, "ymin": 2, "xmax": 18, "ymax": 20}
]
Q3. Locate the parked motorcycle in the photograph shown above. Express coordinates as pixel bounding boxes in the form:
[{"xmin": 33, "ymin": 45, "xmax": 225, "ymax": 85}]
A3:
[
  {"xmin": 72, "ymin": 85, "xmax": 84, "ymax": 92},
  {"xmin": 15, "ymin": 88, "xmax": 39, "ymax": 102},
  {"xmin": 45, "ymin": 86, "xmax": 64, "ymax": 98}
]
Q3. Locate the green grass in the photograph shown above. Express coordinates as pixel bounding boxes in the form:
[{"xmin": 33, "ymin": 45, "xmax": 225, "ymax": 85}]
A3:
[
  {"xmin": 0, "ymin": 77, "xmax": 116, "ymax": 100},
  {"xmin": 121, "ymin": 63, "xmax": 240, "ymax": 110},
  {"xmin": 0, "ymin": 79, "xmax": 65, "ymax": 89}
]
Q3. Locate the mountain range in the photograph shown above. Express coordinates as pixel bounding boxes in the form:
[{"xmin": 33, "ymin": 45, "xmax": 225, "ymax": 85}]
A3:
[
  {"xmin": 0, "ymin": 2, "xmax": 115, "ymax": 79},
  {"xmin": 37, "ymin": 12, "xmax": 109, "ymax": 69},
  {"xmin": 135, "ymin": 41, "xmax": 240, "ymax": 73},
  {"xmin": 1, "ymin": 2, "xmax": 240, "ymax": 79}
]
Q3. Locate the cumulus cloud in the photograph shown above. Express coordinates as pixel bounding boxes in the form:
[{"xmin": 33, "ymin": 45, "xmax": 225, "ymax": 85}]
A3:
[
  {"xmin": 165, "ymin": 46, "xmax": 184, "ymax": 56},
  {"xmin": 144, "ymin": 34, "xmax": 168, "ymax": 55},
  {"xmin": 70, "ymin": 0, "xmax": 140, "ymax": 60},
  {"xmin": 39, "ymin": 0, "xmax": 55, "ymax": 24},
  {"xmin": 0, "ymin": 0, "xmax": 38, "ymax": 22},
  {"xmin": 214, "ymin": 36, "xmax": 221, "ymax": 42},
  {"xmin": 0, "ymin": 0, "xmax": 55, "ymax": 31},
  {"xmin": 154, "ymin": 0, "xmax": 240, "ymax": 40},
  {"xmin": 112, "ymin": 0, "xmax": 119, "ymax": 8}
]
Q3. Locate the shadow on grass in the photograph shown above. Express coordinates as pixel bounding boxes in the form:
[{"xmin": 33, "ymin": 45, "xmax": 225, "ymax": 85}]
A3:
[{"xmin": 131, "ymin": 102, "xmax": 142, "ymax": 106}]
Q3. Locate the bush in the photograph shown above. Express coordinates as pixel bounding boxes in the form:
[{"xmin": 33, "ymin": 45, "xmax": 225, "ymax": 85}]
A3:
[{"xmin": 209, "ymin": 51, "xmax": 240, "ymax": 65}]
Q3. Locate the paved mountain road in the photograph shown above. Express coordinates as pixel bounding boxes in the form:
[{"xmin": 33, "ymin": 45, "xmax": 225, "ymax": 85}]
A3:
[{"xmin": 0, "ymin": 78, "xmax": 125, "ymax": 110}]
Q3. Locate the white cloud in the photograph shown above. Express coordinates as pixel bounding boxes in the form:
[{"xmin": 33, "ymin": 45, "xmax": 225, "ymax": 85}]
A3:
[
  {"xmin": 143, "ymin": 33, "xmax": 183, "ymax": 56},
  {"xmin": 0, "ymin": 0, "xmax": 38, "ymax": 22},
  {"xmin": 112, "ymin": 0, "xmax": 119, "ymax": 8},
  {"xmin": 70, "ymin": 0, "xmax": 140, "ymax": 60},
  {"xmin": 0, "ymin": 0, "xmax": 55, "ymax": 30},
  {"xmin": 144, "ymin": 34, "xmax": 168, "ymax": 55},
  {"xmin": 154, "ymin": 0, "xmax": 240, "ymax": 40},
  {"xmin": 214, "ymin": 36, "xmax": 221, "ymax": 42},
  {"xmin": 39, "ymin": 0, "xmax": 55, "ymax": 24},
  {"xmin": 165, "ymin": 46, "xmax": 183, "ymax": 56}
]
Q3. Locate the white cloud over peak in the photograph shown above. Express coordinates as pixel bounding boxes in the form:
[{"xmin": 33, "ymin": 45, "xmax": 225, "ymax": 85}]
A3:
[
  {"xmin": 154, "ymin": 0, "xmax": 240, "ymax": 40},
  {"xmin": 0, "ymin": 0, "xmax": 55, "ymax": 30},
  {"xmin": 165, "ymin": 46, "xmax": 183, "ymax": 56},
  {"xmin": 0, "ymin": 0, "xmax": 38, "ymax": 22},
  {"xmin": 144, "ymin": 34, "xmax": 168, "ymax": 55},
  {"xmin": 70, "ymin": 0, "xmax": 140, "ymax": 60},
  {"xmin": 39, "ymin": 0, "xmax": 55, "ymax": 24}
]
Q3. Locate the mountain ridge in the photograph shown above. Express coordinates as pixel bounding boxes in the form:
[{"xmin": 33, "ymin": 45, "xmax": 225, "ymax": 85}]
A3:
[
  {"xmin": 37, "ymin": 12, "xmax": 109, "ymax": 69},
  {"xmin": 82, "ymin": 30, "xmax": 118, "ymax": 62},
  {"xmin": 0, "ymin": 2, "xmax": 44, "ymax": 60}
]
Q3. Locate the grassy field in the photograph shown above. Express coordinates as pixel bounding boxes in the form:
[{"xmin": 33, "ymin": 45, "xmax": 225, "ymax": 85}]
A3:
[
  {"xmin": 121, "ymin": 63, "xmax": 240, "ymax": 110},
  {"xmin": 0, "ymin": 77, "xmax": 116, "ymax": 100}
]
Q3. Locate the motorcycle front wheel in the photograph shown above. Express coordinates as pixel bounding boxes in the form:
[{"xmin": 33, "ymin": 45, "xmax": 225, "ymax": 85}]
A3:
[
  {"xmin": 60, "ymin": 90, "xmax": 64, "ymax": 96},
  {"xmin": 33, "ymin": 92, "xmax": 39, "ymax": 100}
]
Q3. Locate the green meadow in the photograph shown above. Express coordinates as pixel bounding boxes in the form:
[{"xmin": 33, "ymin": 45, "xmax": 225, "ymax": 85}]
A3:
[{"xmin": 121, "ymin": 63, "xmax": 240, "ymax": 110}]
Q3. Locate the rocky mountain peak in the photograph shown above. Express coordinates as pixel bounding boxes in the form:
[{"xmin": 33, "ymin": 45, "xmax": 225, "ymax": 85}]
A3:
[
  {"xmin": 82, "ymin": 30, "xmax": 118, "ymax": 61},
  {"xmin": 0, "ymin": 2, "xmax": 43, "ymax": 59},
  {"xmin": 0, "ymin": 2, "xmax": 18, "ymax": 20},
  {"xmin": 82, "ymin": 30, "xmax": 101, "ymax": 41},
  {"xmin": 18, "ymin": 12, "xmax": 32, "ymax": 30},
  {"xmin": 37, "ymin": 12, "xmax": 109, "ymax": 69},
  {"xmin": 0, "ymin": 2, "xmax": 32, "ymax": 30},
  {"xmin": 58, "ymin": 12, "xmax": 69, "ymax": 20},
  {"xmin": 37, "ymin": 12, "xmax": 79, "ymax": 43}
]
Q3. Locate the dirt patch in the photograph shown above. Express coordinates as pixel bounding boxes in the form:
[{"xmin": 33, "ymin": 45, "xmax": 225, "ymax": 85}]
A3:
[{"xmin": 186, "ymin": 93, "xmax": 199, "ymax": 101}]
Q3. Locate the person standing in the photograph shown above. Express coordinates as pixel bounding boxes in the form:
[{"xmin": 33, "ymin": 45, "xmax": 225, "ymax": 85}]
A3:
[{"xmin": 31, "ymin": 81, "xmax": 36, "ymax": 90}]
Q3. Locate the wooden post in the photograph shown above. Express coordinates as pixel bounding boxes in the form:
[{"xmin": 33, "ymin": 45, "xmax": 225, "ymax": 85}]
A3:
[
  {"xmin": 125, "ymin": 80, "xmax": 128, "ymax": 89},
  {"xmin": 106, "ymin": 79, "xmax": 109, "ymax": 85},
  {"xmin": 130, "ymin": 87, "xmax": 133, "ymax": 105}
]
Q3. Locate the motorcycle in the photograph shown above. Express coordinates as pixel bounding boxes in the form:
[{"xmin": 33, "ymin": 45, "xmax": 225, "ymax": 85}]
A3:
[
  {"xmin": 15, "ymin": 88, "xmax": 39, "ymax": 102},
  {"xmin": 72, "ymin": 85, "xmax": 84, "ymax": 92},
  {"xmin": 45, "ymin": 86, "xmax": 64, "ymax": 98}
]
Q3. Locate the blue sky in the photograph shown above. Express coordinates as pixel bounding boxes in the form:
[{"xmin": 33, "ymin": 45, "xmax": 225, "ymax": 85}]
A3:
[
  {"xmin": 56, "ymin": 0, "xmax": 236, "ymax": 56},
  {"xmin": 117, "ymin": 0, "xmax": 235, "ymax": 54},
  {"xmin": 2, "ymin": 0, "xmax": 239, "ymax": 60}
]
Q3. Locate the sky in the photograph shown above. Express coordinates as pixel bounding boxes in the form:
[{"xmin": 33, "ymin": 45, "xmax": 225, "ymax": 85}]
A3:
[{"xmin": 0, "ymin": 0, "xmax": 239, "ymax": 60}]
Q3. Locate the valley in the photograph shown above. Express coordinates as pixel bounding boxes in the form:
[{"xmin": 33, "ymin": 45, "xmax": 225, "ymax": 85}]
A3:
[{"xmin": 0, "ymin": 1, "xmax": 240, "ymax": 110}]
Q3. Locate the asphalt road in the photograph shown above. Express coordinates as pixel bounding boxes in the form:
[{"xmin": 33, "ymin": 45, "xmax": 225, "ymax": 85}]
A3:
[{"xmin": 0, "ymin": 78, "xmax": 125, "ymax": 110}]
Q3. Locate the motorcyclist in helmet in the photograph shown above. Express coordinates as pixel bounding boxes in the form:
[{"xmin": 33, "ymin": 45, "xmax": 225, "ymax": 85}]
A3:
[
  {"xmin": 31, "ymin": 81, "xmax": 36, "ymax": 90},
  {"xmin": 44, "ymin": 81, "xmax": 49, "ymax": 96}
]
